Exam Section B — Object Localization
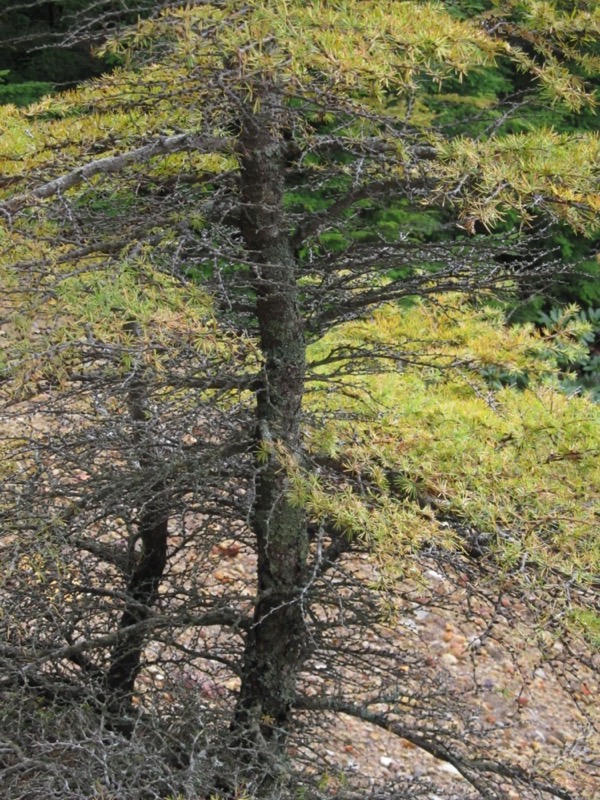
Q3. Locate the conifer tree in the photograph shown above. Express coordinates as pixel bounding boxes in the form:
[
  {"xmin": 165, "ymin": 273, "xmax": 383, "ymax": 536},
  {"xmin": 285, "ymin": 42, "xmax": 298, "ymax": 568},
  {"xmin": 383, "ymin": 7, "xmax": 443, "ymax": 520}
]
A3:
[{"xmin": 0, "ymin": 2, "xmax": 599, "ymax": 799}]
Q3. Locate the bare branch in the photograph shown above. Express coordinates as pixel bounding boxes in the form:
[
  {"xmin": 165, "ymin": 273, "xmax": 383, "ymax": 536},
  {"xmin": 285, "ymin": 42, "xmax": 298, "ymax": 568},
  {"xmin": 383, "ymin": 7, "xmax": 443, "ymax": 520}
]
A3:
[{"xmin": 1, "ymin": 133, "xmax": 231, "ymax": 216}]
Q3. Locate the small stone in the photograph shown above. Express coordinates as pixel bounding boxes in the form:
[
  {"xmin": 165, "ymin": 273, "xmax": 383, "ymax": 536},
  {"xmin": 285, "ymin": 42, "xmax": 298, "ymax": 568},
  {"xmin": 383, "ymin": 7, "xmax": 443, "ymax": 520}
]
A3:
[
  {"xmin": 547, "ymin": 731, "xmax": 570, "ymax": 746},
  {"xmin": 440, "ymin": 652, "xmax": 458, "ymax": 667},
  {"xmin": 449, "ymin": 644, "xmax": 466, "ymax": 659},
  {"xmin": 527, "ymin": 729, "xmax": 546, "ymax": 743},
  {"xmin": 530, "ymin": 741, "xmax": 542, "ymax": 752},
  {"xmin": 401, "ymin": 618, "xmax": 419, "ymax": 632},
  {"xmin": 438, "ymin": 762, "xmax": 461, "ymax": 776},
  {"xmin": 380, "ymin": 756, "xmax": 394, "ymax": 768},
  {"xmin": 217, "ymin": 539, "xmax": 241, "ymax": 558}
]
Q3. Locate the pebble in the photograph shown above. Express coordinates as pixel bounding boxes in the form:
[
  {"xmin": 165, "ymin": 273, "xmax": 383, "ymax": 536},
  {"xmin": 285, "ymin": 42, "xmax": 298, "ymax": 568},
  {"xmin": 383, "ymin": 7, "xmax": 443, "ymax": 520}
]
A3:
[
  {"xmin": 449, "ymin": 643, "xmax": 467, "ymax": 659},
  {"xmin": 440, "ymin": 653, "xmax": 458, "ymax": 667},
  {"xmin": 546, "ymin": 732, "xmax": 569, "ymax": 746},
  {"xmin": 526, "ymin": 729, "xmax": 546, "ymax": 743},
  {"xmin": 437, "ymin": 762, "xmax": 461, "ymax": 776},
  {"xmin": 214, "ymin": 569, "xmax": 234, "ymax": 582},
  {"xmin": 425, "ymin": 569, "xmax": 444, "ymax": 581},
  {"xmin": 400, "ymin": 618, "xmax": 419, "ymax": 632}
]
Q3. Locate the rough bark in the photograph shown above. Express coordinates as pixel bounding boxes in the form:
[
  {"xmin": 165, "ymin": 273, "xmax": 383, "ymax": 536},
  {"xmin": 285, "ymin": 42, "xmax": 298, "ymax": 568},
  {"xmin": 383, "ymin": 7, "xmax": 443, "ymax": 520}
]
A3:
[
  {"xmin": 231, "ymin": 90, "xmax": 309, "ymax": 782},
  {"xmin": 106, "ymin": 329, "xmax": 170, "ymax": 732},
  {"xmin": 106, "ymin": 495, "xmax": 169, "ymax": 731}
]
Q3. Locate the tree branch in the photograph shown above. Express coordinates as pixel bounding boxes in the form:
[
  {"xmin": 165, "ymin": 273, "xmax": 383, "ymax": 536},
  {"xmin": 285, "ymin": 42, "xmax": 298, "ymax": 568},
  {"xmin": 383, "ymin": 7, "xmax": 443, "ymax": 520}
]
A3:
[
  {"xmin": 1, "ymin": 133, "xmax": 231, "ymax": 216},
  {"xmin": 291, "ymin": 179, "xmax": 399, "ymax": 249},
  {"xmin": 295, "ymin": 696, "xmax": 578, "ymax": 800}
]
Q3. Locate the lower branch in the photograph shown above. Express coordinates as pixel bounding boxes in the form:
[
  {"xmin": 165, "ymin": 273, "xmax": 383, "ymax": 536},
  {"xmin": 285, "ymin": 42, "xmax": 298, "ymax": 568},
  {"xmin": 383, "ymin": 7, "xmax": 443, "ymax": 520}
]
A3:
[{"xmin": 294, "ymin": 696, "xmax": 577, "ymax": 800}]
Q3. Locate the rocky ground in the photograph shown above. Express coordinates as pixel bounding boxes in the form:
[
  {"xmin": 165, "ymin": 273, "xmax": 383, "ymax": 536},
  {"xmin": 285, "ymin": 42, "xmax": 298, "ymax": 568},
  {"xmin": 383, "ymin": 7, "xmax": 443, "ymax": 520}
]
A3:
[
  {"xmin": 1, "ymin": 388, "xmax": 597, "ymax": 799},
  {"xmin": 190, "ymin": 542, "xmax": 599, "ymax": 799}
]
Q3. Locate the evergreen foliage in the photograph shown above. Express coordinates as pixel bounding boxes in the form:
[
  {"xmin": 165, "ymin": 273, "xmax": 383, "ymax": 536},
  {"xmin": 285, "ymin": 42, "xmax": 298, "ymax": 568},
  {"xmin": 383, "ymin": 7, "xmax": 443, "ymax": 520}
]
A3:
[{"xmin": 0, "ymin": 3, "xmax": 599, "ymax": 799}]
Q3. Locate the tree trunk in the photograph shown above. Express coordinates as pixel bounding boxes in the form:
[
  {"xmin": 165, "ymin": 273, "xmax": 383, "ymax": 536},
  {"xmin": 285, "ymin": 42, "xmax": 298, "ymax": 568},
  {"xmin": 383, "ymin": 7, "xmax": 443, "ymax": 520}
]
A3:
[
  {"xmin": 231, "ymin": 91, "xmax": 309, "ymax": 785},
  {"xmin": 106, "ymin": 494, "xmax": 169, "ymax": 732},
  {"xmin": 106, "ymin": 342, "xmax": 169, "ymax": 733}
]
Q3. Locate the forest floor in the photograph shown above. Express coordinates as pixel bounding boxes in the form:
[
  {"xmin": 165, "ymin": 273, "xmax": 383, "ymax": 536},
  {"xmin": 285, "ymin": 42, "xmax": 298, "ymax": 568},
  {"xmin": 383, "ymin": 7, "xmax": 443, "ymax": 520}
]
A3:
[
  {"xmin": 196, "ymin": 540, "xmax": 600, "ymax": 800},
  {"xmin": 1, "ymin": 385, "xmax": 597, "ymax": 799}
]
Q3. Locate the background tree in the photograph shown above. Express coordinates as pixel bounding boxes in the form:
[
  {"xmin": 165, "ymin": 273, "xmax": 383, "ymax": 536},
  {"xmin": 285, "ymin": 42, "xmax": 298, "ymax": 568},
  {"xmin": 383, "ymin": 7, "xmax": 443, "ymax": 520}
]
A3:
[
  {"xmin": 1, "ymin": 2, "xmax": 599, "ymax": 798},
  {"xmin": 0, "ymin": 0, "xmax": 173, "ymax": 102}
]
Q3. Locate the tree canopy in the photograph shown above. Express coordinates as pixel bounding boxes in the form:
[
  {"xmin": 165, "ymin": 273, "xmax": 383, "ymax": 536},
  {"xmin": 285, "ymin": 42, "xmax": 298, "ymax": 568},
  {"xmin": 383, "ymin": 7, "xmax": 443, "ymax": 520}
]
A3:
[{"xmin": 0, "ymin": 2, "xmax": 599, "ymax": 799}]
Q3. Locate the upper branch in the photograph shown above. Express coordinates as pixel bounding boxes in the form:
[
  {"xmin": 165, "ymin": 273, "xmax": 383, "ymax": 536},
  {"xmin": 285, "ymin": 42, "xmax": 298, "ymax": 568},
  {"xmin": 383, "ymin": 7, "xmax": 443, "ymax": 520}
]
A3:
[{"xmin": 0, "ymin": 133, "xmax": 231, "ymax": 217}]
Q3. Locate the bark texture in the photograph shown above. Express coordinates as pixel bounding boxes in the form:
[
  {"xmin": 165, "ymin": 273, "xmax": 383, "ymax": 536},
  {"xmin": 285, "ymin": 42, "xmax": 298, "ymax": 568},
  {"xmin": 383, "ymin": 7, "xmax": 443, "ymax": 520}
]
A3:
[
  {"xmin": 106, "ymin": 496, "xmax": 169, "ymax": 730},
  {"xmin": 106, "ymin": 343, "xmax": 170, "ymax": 731},
  {"xmin": 232, "ymin": 92, "xmax": 309, "ymax": 781}
]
